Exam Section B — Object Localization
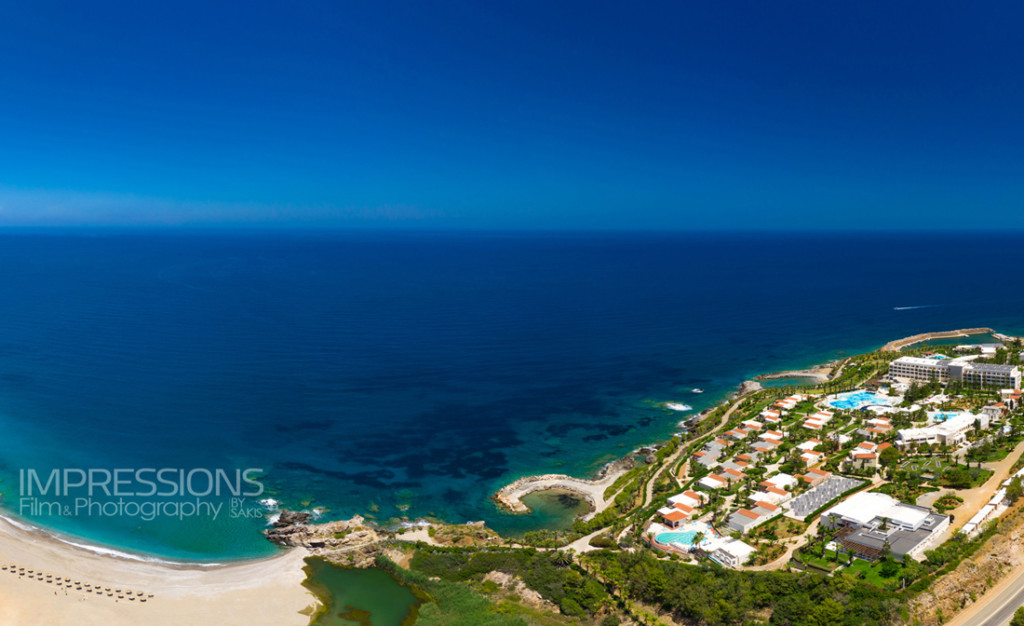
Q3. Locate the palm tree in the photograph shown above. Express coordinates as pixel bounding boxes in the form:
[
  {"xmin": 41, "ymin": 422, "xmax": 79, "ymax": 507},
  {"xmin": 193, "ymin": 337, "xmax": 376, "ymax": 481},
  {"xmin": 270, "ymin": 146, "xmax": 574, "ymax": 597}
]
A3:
[{"xmin": 551, "ymin": 550, "xmax": 574, "ymax": 567}]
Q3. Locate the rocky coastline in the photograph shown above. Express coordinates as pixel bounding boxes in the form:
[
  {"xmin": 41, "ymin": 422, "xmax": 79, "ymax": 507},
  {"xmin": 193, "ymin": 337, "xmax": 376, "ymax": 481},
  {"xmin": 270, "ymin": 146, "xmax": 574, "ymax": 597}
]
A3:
[
  {"xmin": 881, "ymin": 327, "xmax": 994, "ymax": 352},
  {"xmin": 265, "ymin": 513, "xmax": 387, "ymax": 568},
  {"xmin": 491, "ymin": 456, "xmax": 636, "ymax": 518}
]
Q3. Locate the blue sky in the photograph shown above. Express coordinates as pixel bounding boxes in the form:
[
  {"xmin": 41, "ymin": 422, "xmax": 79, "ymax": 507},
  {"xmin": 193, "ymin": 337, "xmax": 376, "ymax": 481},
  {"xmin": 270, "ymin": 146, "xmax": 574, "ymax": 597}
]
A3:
[{"xmin": 1, "ymin": 1, "xmax": 1023, "ymax": 229}]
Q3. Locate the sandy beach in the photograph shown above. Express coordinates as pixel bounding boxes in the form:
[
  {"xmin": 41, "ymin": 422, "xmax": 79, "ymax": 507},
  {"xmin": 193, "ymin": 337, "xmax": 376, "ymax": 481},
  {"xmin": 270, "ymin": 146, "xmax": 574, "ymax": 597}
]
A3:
[{"xmin": 0, "ymin": 516, "xmax": 315, "ymax": 625}]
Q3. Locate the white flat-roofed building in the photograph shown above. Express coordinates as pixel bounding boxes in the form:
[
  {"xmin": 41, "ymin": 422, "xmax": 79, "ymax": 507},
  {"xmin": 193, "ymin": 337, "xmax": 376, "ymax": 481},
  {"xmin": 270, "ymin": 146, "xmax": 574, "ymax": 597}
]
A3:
[
  {"xmin": 889, "ymin": 356, "xmax": 950, "ymax": 382},
  {"xmin": 897, "ymin": 411, "xmax": 987, "ymax": 447},
  {"xmin": 823, "ymin": 491, "xmax": 930, "ymax": 532},
  {"xmin": 889, "ymin": 356, "xmax": 1021, "ymax": 389},
  {"xmin": 709, "ymin": 538, "xmax": 756, "ymax": 568},
  {"xmin": 951, "ymin": 362, "xmax": 1023, "ymax": 388}
]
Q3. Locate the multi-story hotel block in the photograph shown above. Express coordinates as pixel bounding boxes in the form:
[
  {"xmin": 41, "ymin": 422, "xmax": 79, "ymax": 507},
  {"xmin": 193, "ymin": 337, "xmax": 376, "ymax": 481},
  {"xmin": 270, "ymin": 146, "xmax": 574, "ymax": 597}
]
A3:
[{"xmin": 889, "ymin": 356, "xmax": 1021, "ymax": 388}]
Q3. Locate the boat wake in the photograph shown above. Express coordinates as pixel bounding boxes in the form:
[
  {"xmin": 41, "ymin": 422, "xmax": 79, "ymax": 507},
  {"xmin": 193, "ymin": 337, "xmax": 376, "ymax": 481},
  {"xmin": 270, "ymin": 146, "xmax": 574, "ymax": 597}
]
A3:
[
  {"xmin": 665, "ymin": 402, "xmax": 692, "ymax": 412},
  {"xmin": 894, "ymin": 305, "xmax": 935, "ymax": 311}
]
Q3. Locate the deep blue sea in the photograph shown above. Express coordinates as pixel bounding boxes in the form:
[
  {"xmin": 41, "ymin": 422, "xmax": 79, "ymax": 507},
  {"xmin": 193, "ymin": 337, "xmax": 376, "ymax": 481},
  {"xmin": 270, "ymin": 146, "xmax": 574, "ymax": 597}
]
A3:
[{"xmin": 0, "ymin": 230, "xmax": 1021, "ymax": 561}]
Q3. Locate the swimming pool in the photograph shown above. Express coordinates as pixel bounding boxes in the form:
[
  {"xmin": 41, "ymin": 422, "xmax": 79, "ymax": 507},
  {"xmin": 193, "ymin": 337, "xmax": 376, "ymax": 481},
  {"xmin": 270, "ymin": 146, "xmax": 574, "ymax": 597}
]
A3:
[
  {"xmin": 656, "ymin": 522, "xmax": 717, "ymax": 548},
  {"xmin": 828, "ymin": 391, "xmax": 894, "ymax": 410},
  {"xmin": 931, "ymin": 411, "xmax": 959, "ymax": 422},
  {"xmin": 657, "ymin": 531, "xmax": 700, "ymax": 545}
]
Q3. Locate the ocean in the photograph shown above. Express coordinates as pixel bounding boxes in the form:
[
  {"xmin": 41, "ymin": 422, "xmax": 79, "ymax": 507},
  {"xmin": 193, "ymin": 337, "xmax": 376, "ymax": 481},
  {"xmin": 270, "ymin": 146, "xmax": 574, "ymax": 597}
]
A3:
[{"xmin": 0, "ymin": 229, "xmax": 1020, "ymax": 561}]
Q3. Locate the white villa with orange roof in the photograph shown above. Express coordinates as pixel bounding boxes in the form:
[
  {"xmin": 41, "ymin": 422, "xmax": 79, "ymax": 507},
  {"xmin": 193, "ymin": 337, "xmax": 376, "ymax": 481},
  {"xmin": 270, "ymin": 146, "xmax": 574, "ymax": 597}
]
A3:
[
  {"xmin": 699, "ymin": 474, "xmax": 729, "ymax": 490},
  {"xmin": 800, "ymin": 449, "xmax": 824, "ymax": 465},
  {"xmin": 668, "ymin": 490, "xmax": 705, "ymax": 509},
  {"xmin": 759, "ymin": 429, "xmax": 784, "ymax": 442},
  {"xmin": 797, "ymin": 467, "xmax": 831, "ymax": 486}
]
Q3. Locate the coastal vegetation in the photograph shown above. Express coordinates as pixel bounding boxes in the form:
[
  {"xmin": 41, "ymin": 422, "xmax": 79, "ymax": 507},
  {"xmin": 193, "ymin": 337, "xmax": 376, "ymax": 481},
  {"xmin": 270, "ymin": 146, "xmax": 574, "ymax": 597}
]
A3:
[
  {"xmin": 281, "ymin": 329, "xmax": 1024, "ymax": 625},
  {"xmin": 584, "ymin": 550, "xmax": 903, "ymax": 625}
]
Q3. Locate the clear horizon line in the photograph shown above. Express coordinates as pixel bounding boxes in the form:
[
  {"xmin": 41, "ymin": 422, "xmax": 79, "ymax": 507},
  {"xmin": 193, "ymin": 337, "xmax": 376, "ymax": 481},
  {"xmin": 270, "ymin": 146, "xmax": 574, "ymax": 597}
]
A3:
[{"xmin": 1, "ymin": 224, "xmax": 1022, "ymax": 235}]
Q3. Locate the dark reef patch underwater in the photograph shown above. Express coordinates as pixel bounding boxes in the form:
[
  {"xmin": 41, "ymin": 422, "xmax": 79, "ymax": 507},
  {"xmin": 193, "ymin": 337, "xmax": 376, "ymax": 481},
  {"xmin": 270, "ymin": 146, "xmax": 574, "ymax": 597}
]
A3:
[{"xmin": 0, "ymin": 229, "xmax": 1021, "ymax": 559}]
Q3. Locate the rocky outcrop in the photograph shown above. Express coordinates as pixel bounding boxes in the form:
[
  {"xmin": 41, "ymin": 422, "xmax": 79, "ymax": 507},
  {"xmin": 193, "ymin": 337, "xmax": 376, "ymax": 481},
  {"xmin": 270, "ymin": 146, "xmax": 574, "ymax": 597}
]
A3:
[
  {"xmin": 736, "ymin": 380, "xmax": 763, "ymax": 397},
  {"xmin": 272, "ymin": 510, "xmax": 311, "ymax": 528},
  {"xmin": 430, "ymin": 522, "xmax": 505, "ymax": 548},
  {"xmin": 492, "ymin": 457, "xmax": 635, "ymax": 517},
  {"xmin": 265, "ymin": 513, "xmax": 386, "ymax": 567},
  {"xmin": 483, "ymin": 571, "xmax": 560, "ymax": 613}
]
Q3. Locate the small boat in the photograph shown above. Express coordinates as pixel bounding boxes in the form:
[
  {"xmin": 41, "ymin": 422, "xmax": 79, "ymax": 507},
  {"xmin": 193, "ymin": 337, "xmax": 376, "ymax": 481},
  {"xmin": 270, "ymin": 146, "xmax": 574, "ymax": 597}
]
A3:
[{"xmin": 691, "ymin": 388, "xmax": 704, "ymax": 394}]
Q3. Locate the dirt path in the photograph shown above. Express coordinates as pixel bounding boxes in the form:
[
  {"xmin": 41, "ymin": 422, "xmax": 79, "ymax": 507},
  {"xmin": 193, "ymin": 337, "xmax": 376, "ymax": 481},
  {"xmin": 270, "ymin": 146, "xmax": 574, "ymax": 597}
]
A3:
[{"xmin": 743, "ymin": 518, "xmax": 820, "ymax": 571}]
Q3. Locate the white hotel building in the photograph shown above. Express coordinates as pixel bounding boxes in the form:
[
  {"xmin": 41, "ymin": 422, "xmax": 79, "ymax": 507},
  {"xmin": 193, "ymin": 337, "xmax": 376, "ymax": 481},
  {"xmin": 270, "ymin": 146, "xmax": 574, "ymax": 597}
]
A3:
[
  {"xmin": 896, "ymin": 411, "xmax": 988, "ymax": 447},
  {"xmin": 889, "ymin": 356, "xmax": 1021, "ymax": 389}
]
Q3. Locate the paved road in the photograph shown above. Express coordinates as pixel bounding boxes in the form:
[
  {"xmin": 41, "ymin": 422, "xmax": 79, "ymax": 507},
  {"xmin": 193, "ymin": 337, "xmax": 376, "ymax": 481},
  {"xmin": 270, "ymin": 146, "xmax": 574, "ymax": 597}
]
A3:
[{"xmin": 946, "ymin": 561, "xmax": 1024, "ymax": 626}]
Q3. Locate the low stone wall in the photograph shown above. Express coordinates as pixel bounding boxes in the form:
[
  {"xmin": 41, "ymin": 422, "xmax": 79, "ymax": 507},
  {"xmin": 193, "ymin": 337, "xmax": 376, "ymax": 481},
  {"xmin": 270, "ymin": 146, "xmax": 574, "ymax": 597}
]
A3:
[
  {"xmin": 881, "ymin": 327, "xmax": 994, "ymax": 352},
  {"xmin": 492, "ymin": 475, "xmax": 602, "ymax": 514},
  {"xmin": 492, "ymin": 457, "xmax": 635, "ymax": 517}
]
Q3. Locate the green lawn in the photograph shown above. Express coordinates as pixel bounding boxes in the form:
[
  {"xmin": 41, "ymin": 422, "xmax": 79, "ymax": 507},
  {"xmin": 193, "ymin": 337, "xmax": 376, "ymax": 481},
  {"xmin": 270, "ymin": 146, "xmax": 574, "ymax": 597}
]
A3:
[
  {"xmin": 842, "ymin": 558, "xmax": 888, "ymax": 587},
  {"xmin": 899, "ymin": 457, "xmax": 950, "ymax": 474},
  {"xmin": 800, "ymin": 549, "xmax": 840, "ymax": 571}
]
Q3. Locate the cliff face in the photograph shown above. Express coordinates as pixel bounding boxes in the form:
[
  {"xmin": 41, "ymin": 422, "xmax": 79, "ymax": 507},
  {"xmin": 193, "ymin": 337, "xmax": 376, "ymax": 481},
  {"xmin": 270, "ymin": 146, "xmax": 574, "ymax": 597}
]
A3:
[{"xmin": 908, "ymin": 506, "xmax": 1024, "ymax": 625}]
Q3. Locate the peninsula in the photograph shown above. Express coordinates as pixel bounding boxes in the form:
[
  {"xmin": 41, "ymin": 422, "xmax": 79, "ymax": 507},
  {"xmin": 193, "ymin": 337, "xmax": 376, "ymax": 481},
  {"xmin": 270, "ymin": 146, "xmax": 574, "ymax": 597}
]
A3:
[{"xmin": 1, "ymin": 328, "xmax": 1022, "ymax": 626}]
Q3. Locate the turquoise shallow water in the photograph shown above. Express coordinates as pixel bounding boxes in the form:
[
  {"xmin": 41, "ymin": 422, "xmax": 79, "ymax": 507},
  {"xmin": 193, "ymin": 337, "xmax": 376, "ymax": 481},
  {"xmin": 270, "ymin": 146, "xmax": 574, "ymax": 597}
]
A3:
[{"xmin": 0, "ymin": 230, "xmax": 1021, "ymax": 560}]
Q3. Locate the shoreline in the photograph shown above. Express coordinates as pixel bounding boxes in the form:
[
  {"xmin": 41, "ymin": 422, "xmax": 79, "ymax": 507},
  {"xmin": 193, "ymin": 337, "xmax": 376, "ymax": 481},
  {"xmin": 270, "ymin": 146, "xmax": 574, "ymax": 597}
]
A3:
[
  {"xmin": 755, "ymin": 365, "xmax": 833, "ymax": 382},
  {"xmin": 493, "ymin": 326, "xmax": 1007, "ymax": 517},
  {"xmin": 880, "ymin": 327, "xmax": 995, "ymax": 352},
  {"xmin": 0, "ymin": 514, "xmax": 314, "ymax": 625},
  {"xmin": 0, "ymin": 511, "xmax": 239, "ymax": 569},
  {"xmin": 0, "ymin": 324, "xmax": 1015, "ymax": 623},
  {"xmin": 492, "ymin": 458, "xmax": 634, "ymax": 521}
]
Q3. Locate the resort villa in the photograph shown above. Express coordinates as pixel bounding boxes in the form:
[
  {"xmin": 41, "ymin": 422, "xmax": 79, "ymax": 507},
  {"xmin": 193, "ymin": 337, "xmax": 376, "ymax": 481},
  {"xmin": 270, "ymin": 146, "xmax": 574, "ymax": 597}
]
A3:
[
  {"xmin": 658, "ymin": 490, "xmax": 706, "ymax": 528},
  {"xmin": 761, "ymin": 473, "xmax": 798, "ymax": 491},
  {"xmin": 748, "ymin": 485, "xmax": 792, "ymax": 506},
  {"xmin": 698, "ymin": 474, "xmax": 729, "ymax": 490},
  {"xmin": 759, "ymin": 430, "xmax": 784, "ymax": 443},
  {"xmin": 797, "ymin": 467, "xmax": 831, "ymax": 486},
  {"xmin": 726, "ymin": 501, "xmax": 782, "ymax": 534},
  {"xmin": 821, "ymin": 492, "xmax": 949, "ymax": 560},
  {"xmin": 800, "ymin": 450, "xmax": 825, "ymax": 465},
  {"xmin": 845, "ymin": 442, "xmax": 891, "ymax": 470},
  {"xmin": 1001, "ymin": 389, "xmax": 1022, "ymax": 410}
]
